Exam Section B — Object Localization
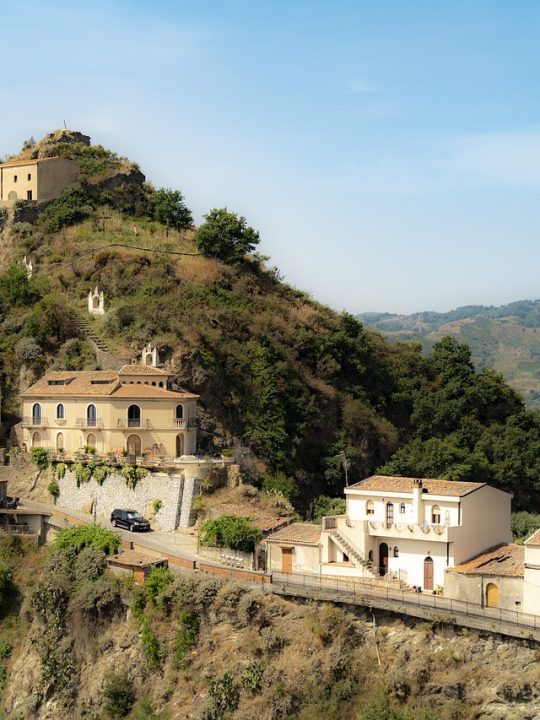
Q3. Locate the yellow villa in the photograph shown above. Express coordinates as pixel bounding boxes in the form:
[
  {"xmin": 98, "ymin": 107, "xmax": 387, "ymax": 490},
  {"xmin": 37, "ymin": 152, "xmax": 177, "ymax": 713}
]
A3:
[
  {"xmin": 20, "ymin": 365, "xmax": 199, "ymax": 460},
  {"xmin": 0, "ymin": 156, "xmax": 79, "ymax": 205}
]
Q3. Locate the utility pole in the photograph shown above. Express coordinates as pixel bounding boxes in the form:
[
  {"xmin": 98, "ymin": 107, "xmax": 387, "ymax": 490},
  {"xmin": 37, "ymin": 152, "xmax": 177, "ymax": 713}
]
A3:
[{"xmin": 335, "ymin": 451, "xmax": 350, "ymax": 486}]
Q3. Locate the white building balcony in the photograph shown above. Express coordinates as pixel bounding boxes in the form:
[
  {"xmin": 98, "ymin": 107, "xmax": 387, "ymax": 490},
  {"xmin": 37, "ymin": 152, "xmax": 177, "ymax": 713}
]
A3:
[
  {"xmin": 75, "ymin": 418, "xmax": 104, "ymax": 429},
  {"xmin": 173, "ymin": 418, "xmax": 198, "ymax": 429},
  {"xmin": 366, "ymin": 518, "xmax": 450, "ymax": 542}
]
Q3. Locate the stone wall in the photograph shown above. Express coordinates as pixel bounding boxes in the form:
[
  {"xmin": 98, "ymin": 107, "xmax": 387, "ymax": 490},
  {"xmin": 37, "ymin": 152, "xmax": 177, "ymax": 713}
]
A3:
[{"xmin": 57, "ymin": 469, "xmax": 187, "ymax": 532}]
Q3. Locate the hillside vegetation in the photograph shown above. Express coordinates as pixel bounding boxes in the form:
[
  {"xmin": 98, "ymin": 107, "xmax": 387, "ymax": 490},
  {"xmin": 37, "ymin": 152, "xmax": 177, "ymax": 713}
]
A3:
[
  {"xmin": 359, "ymin": 301, "xmax": 540, "ymax": 409},
  {"xmin": 1, "ymin": 533, "xmax": 538, "ymax": 720},
  {"xmin": 2, "ymin": 131, "xmax": 540, "ymax": 511}
]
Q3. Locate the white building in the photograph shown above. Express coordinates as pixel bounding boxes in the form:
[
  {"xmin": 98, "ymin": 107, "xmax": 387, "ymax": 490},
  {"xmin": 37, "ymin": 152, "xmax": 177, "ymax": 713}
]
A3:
[
  {"xmin": 319, "ymin": 475, "xmax": 512, "ymax": 591},
  {"xmin": 523, "ymin": 529, "xmax": 540, "ymax": 616}
]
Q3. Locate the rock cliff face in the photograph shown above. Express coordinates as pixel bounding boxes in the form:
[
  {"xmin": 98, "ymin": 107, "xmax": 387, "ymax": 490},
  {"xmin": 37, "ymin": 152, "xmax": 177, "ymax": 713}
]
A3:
[{"xmin": 2, "ymin": 545, "xmax": 540, "ymax": 720}]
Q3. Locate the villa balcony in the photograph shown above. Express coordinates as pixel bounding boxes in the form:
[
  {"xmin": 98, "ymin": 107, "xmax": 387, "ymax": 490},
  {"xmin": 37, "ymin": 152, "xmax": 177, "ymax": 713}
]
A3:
[
  {"xmin": 173, "ymin": 418, "xmax": 198, "ymax": 429},
  {"xmin": 116, "ymin": 419, "xmax": 152, "ymax": 430},
  {"xmin": 22, "ymin": 416, "xmax": 49, "ymax": 428},
  {"xmin": 75, "ymin": 418, "xmax": 104, "ymax": 429}
]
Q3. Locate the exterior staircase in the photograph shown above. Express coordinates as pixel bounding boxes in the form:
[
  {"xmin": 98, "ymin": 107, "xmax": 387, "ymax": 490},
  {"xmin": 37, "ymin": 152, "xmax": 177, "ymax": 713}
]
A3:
[
  {"xmin": 330, "ymin": 530, "xmax": 377, "ymax": 577},
  {"xmin": 71, "ymin": 311, "xmax": 111, "ymax": 352}
]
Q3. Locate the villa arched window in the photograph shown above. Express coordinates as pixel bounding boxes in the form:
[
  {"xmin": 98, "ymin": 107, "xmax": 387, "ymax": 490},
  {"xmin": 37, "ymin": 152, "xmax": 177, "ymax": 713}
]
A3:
[
  {"xmin": 431, "ymin": 505, "xmax": 441, "ymax": 524},
  {"xmin": 400, "ymin": 503, "xmax": 406, "ymax": 514},
  {"xmin": 366, "ymin": 500, "xmax": 375, "ymax": 516},
  {"xmin": 394, "ymin": 547, "xmax": 399, "ymax": 558},
  {"xmin": 56, "ymin": 403, "xmax": 65, "ymax": 420},
  {"xmin": 87, "ymin": 404, "xmax": 97, "ymax": 427},
  {"xmin": 56, "ymin": 432, "xmax": 64, "ymax": 451},
  {"xmin": 176, "ymin": 404, "xmax": 184, "ymax": 419},
  {"xmin": 32, "ymin": 403, "xmax": 41, "ymax": 424},
  {"xmin": 128, "ymin": 405, "xmax": 141, "ymax": 428}
]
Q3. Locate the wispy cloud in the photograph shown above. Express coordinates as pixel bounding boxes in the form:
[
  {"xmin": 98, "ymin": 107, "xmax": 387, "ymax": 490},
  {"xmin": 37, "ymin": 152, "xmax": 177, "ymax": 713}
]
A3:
[
  {"xmin": 348, "ymin": 80, "xmax": 376, "ymax": 95},
  {"xmin": 339, "ymin": 130, "xmax": 540, "ymax": 195}
]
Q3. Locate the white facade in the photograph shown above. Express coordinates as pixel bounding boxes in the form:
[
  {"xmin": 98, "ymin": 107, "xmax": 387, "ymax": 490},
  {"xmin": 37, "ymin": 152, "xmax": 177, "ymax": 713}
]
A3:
[
  {"xmin": 319, "ymin": 476, "xmax": 512, "ymax": 591},
  {"xmin": 523, "ymin": 530, "xmax": 540, "ymax": 616}
]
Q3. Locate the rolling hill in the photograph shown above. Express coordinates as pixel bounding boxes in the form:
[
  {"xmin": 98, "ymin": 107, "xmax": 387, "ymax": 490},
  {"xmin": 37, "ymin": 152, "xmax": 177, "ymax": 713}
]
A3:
[{"xmin": 358, "ymin": 301, "xmax": 540, "ymax": 408}]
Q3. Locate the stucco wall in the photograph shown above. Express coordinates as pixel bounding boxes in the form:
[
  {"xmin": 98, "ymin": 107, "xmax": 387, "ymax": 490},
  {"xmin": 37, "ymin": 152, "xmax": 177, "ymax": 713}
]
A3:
[
  {"xmin": 22, "ymin": 395, "xmax": 198, "ymax": 456},
  {"xmin": 36, "ymin": 158, "xmax": 80, "ymax": 201},
  {"xmin": 267, "ymin": 543, "xmax": 320, "ymax": 574},
  {"xmin": 523, "ymin": 545, "xmax": 540, "ymax": 615},
  {"xmin": 445, "ymin": 572, "xmax": 523, "ymax": 612},
  {"xmin": 451, "ymin": 486, "xmax": 512, "ymax": 565},
  {"xmin": 57, "ymin": 468, "xmax": 187, "ymax": 531}
]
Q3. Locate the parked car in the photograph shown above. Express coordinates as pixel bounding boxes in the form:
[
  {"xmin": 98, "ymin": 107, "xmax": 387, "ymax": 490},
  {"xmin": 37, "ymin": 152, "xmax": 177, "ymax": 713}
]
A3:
[
  {"xmin": 0, "ymin": 496, "xmax": 19, "ymax": 509},
  {"xmin": 110, "ymin": 509, "xmax": 151, "ymax": 532}
]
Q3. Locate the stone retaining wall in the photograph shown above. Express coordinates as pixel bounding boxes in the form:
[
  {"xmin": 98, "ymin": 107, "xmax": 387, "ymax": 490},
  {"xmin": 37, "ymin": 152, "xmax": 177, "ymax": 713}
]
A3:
[{"xmin": 57, "ymin": 469, "xmax": 186, "ymax": 532}]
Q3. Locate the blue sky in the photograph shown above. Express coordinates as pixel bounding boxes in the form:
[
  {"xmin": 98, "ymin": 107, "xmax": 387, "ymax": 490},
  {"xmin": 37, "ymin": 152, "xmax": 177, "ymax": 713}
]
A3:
[{"xmin": 2, "ymin": 1, "xmax": 540, "ymax": 313}]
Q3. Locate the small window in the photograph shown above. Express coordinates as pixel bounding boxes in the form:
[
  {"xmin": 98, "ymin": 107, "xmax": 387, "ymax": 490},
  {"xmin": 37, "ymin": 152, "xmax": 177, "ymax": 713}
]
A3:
[
  {"xmin": 432, "ymin": 505, "xmax": 441, "ymax": 524},
  {"xmin": 368, "ymin": 550, "xmax": 373, "ymax": 562},
  {"xmin": 56, "ymin": 403, "xmax": 65, "ymax": 420},
  {"xmin": 400, "ymin": 503, "xmax": 406, "ymax": 514},
  {"xmin": 366, "ymin": 500, "xmax": 375, "ymax": 516},
  {"xmin": 27, "ymin": 173, "xmax": 31, "ymax": 181},
  {"xmin": 13, "ymin": 175, "xmax": 17, "ymax": 183},
  {"xmin": 394, "ymin": 547, "xmax": 399, "ymax": 558}
]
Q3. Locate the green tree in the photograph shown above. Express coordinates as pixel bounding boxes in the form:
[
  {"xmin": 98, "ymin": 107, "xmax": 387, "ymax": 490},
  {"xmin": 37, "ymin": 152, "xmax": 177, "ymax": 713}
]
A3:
[
  {"xmin": 195, "ymin": 208, "xmax": 260, "ymax": 263},
  {"xmin": 199, "ymin": 515, "xmax": 262, "ymax": 553},
  {"xmin": 153, "ymin": 188, "xmax": 193, "ymax": 230}
]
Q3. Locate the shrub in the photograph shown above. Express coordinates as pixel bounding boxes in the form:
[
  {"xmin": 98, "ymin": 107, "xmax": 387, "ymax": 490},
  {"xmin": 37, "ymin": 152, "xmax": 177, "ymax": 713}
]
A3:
[
  {"xmin": 104, "ymin": 672, "xmax": 136, "ymax": 718},
  {"xmin": 261, "ymin": 472, "xmax": 298, "ymax": 501},
  {"xmin": 174, "ymin": 609, "xmax": 199, "ymax": 668},
  {"xmin": 16, "ymin": 337, "xmax": 42, "ymax": 363},
  {"xmin": 39, "ymin": 189, "xmax": 93, "ymax": 233},
  {"xmin": 93, "ymin": 464, "xmax": 111, "ymax": 486},
  {"xmin": 122, "ymin": 465, "xmax": 146, "ymax": 490},
  {"xmin": 312, "ymin": 495, "xmax": 346, "ymax": 522},
  {"xmin": 151, "ymin": 499, "xmax": 163, "ymax": 514},
  {"xmin": 31, "ymin": 447, "xmax": 49, "ymax": 470},
  {"xmin": 53, "ymin": 525, "xmax": 120, "ymax": 556},
  {"xmin": 47, "ymin": 479, "xmax": 60, "ymax": 499},
  {"xmin": 55, "ymin": 338, "xmax": 97, "ymax": 371},
  {"xmin": 0, "ymin": 641, "xmax": 11, "ymax": 660},
  {"xmin": 241, "ymin": 661, "xmax": 264, "ymax": 694},
  {"xmin": 74, "ymin": 462, "xmax": 92, "ymax": 487},
  {"xmin": 53, "ymin": 462, "xmax": 66, "ymax": 479},
  {"xmin": 152, "ymin": 188, "xmax": 192, "ymax": 229},
  {"xmin": 140, "ymin": 615, "xmax": 161, "ymax": 670},
  {"xmin": 206, "ymin": 672, "xmax": 240, "ymax": 718},
  {"xmin": 145, "ymin": 567, "xmax": 174, "ymax": 605},
  {"xmin": 199, "ymin": 515, "xmax": 262, "ymax": 553}
]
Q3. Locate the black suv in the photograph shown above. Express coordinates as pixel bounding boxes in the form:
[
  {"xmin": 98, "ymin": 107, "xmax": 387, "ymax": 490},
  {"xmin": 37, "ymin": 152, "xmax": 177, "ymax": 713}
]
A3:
[{"xmin": 110, "ymin": 509, "xmax": 151, "ymax": 532}]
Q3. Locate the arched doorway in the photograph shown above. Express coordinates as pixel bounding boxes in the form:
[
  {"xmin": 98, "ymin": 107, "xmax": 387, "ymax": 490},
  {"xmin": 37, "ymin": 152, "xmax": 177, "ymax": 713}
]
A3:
[
  {"xmin": 128, "ymin": 405, "xmax": 141, "ymax": 428},
  {"xmin": 126, "ymin": 434, "xmax": 141, "ymax": 460},
  {"xmin": 93, "ymin": 294, "xmax": 100, "ymax": 310},
  {"xmin": 86, "ymin": 433, "xmax": 96, "ymax": 450},
  {"xmin": 56, "ymin": 432, "xmax": 64, "ymax": 451},
  {"xmin": 423, "ymin": 557, "xmax": 434, "ymax": 591},
  {"xmin": 486, "ymin": 583, "xmax": 499, "ymax": 608},
  {"xmin": 176, "ymin": 434, "xmax": 184, "ymax": 457},
  {"xmin": 386, "ymin": 502, "xmax": 394, "ymax": 528},
  {"xmin": 145, "ymin": 353, "xmax": 153, "ymax": 365},
  {"xmin": 87, "ymin": 404, "xmax": 97, "ymax": 427},
  {"xmin": 31, "ymin": 431, "xmax": 41, "ymax": 448},
  {"xmin": 379, "ymin": 542, "xmax": 389, "ymax": 576}
]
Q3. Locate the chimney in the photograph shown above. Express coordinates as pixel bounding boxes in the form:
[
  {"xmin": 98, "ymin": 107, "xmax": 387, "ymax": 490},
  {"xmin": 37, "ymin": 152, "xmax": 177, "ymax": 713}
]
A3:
[{"xmin": 412, "ymin": 478, "xmax": 423, "ymax": 524}]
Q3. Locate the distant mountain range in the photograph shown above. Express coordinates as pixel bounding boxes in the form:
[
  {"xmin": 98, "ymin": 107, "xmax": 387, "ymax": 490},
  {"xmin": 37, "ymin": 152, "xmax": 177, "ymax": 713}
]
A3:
[{"xmin": 358, "ymin": 299, "xmax": 540, "ymax": 408}]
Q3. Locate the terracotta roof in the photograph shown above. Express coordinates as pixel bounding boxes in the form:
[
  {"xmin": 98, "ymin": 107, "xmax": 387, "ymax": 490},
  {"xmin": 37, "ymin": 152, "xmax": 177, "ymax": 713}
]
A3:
[
  {"xmin": 347, "ymin": 475, "xmax": 485, "ymax": 498},
  {"xmin": 112, "ymin": 384, "xmax": 197, "ymax": 399},
  {"xmin": 525, "ymin": 528, "xmax": 540, "ymax": 546},
  {"xmin": 447, "ymin": 544, "xmax": 524, "ymax": 578},
  {"xmin": 0, "ymin": 156, "xmax": 64, "ymax": 168},
  {"xmin": 118, "ymin": 364, "xmax": 170, "ymax": 376},
  {"xmin": 266, "ymin": 523, "xmax": 322, "ymax": 545},
  {"xmin": 20, "ymin": 370, "xmax": 197, "ymax": 399}
]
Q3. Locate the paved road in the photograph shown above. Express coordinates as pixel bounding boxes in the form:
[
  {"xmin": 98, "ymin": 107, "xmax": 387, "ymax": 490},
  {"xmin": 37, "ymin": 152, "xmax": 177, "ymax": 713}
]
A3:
[{"xmin": 20, "ymin": 499, "xmax": 199, "ymax": 561}]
